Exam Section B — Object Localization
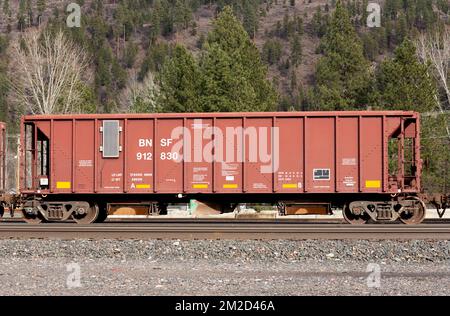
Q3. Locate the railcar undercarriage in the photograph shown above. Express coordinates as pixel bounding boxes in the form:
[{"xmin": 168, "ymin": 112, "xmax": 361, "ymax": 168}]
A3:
[{"xmin": 0, "ymin": 193, "xmax": 443, "ymax": 225}]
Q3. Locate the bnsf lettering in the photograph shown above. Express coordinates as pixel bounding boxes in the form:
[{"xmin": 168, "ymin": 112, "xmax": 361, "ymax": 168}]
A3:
[
  {"xmin": 160, "ymin": 139, "xmax": 173, "ymax": 147},
  {"xmin": 138, "ymin": 139, "xmax": 152, "ymax": 147}
]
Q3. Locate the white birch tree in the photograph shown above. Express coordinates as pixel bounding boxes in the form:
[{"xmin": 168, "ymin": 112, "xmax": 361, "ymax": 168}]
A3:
[
  {"xmin": 8, "ymin": 27, "xmax": 90, "ymax": 114},
  {"xmin": 416, "ymin": 29, "xmax": 450, "ymax": 139},
  {"xmin": 120, "ymin": 70, "xmax": 160, "ymax": 113}
]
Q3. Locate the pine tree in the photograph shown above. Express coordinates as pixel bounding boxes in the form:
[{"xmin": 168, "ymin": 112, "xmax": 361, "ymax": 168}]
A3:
[
  {"xmin": 26, "ymin": 0, "xmax": 33, "ymax": 26},
  {"xmin": 123, "ymin": 41, "xmax": 138, "ymax": 68},
  {"xmin": 262, "ymin": 39, "xmax": 282, "ymax": 65},
  {"xmin": 200, "ymin": 43, "xmax": 255, "ymax": 112},
  {"xmin": 0, "ymin": 35, "xmax": 10, "ymax": 124},
  {"xmin": 150, "ymin": 0, "xmax": 162, "ymax": 40},
  {"xmin": 313, "ymin": 1, "xmax": 371, "ymax": 110},
  {"xmin": 174, "ymin": 0, "xmax": 191, "ymax": 32},
  {"xmin": 1, "ymin": 0, "xmax": 5, "ymax": 13},
  {"xmin": 201, "ymin": 6, "xmax": 277, "ymax": 112},
  {"xmin": 397, "ymin": 13, "xmax": 408, "ymax": 45},
  {"xmin": 311, "ymin": 7, "xmax": 328, "ymax": 38},
  {"xmin": 374, "ymin": 39, "xmax": 448, "ymax": 192},
  {"xmin": 290, "ymin": 34, "xmax": 302, "ymax": 67},
  {"xmin": 242, "ymin": 1, "xmax": 258, "ymax": 39},
  {"xmin": 37, "ymin": 0, "xmax": 46, "ymax": 15},
  {"xmin": 373, "ymin": 39, "xmax": 436, "ymax": 111},
  {"xmin": 17, "ymin": 0, "xmax": 27, "ymax": 31},
  {"xmin": 158, "ymin": 45, "xmax": 201, "ymax": 113}
]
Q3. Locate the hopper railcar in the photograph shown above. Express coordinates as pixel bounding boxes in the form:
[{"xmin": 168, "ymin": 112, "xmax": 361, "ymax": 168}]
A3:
[{"xmin": 0, "ymin": 111, "xmax": 446, "ymax": 224}]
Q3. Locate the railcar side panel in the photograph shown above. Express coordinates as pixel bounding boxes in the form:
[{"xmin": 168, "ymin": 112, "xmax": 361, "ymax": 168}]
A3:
[
  {"xmin": 214, "ymin": 118, "xmax": 243, "ymax": 193},
  {"xmin": 125, "ymin": 119, "xmax": 154, "ymax": 194},
  {"xmin": 360, "ymin": 117, "xmax": 383, "ymax": 193},
  {"xmin": 184, "ymin": 118, "xmax": 212, "ymax": 193},
  {"xmin": 245, "ymin": 118, "xmax": 273, "ymax": 193},
  {"xmin": 97, "ymin": 119, "xmax": 124, "ymax": 193},
  {"xmin": 155, "ymin": 119, "xmax": 183, "ymax": 193},
  {"xmin": 52, "ymin": 120, "xmax": 73, "ymax": 193},
  {"xmin": 305, "ymin": 117, "xmax": 335, "ymax": 193},
  {"xmin": 75, "ymin": 120, "xmax": 95, "ymax": 193},
  {"xmin": 275, "ymin": 117, "xmax": 303, "ymax": 193},
  {"xmin": 336, "ymin": 117, "xmax": 359, "ymax": 192}
]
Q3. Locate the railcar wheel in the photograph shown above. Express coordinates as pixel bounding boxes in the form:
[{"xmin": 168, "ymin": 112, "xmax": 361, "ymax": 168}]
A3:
[
  {"xmin": 343, "ymin": 204, "xmax": 370, "ymax": 225},
  {"xmin": 95, "ymin": 204, "xmax": 108, "ymax": 223},
  {"xmin": 399, "ymin": 198, "xmax": 426, "ymax": 225},
  {"xmin": 72, "ymin": 204, "xmax": 99, "ymax": 224},
  {"xmin": 22, "ymin": 209, "xmax": 44, "ymax": 224}
]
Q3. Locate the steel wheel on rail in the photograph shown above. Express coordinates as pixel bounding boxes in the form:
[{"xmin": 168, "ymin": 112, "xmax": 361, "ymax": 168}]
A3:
[
  {"xmin": 95, "ymin": 204, "xmax": 108, "ymax": 223},
  {"xmin": 343, "ymin": 204, "xmax": 370, "ymax": 225},
  {"xmin": 72, "ymin": 203, "xmax": 99, "ymax": 224},
  {"xmin": 22, "ymin": 209, "xmax": 44, "ymax": 224},
  {"xmin": 399, "ymin": 197, "xmax": 426, "ymax": 225}
]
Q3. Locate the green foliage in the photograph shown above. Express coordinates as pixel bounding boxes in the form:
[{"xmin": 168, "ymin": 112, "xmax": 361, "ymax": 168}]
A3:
[
  {"xmin": 2, "ymin": 0, "xmax": 10, "ymax": 17},
  {"xmin": 436, "ymin": 0, "xmax": 449, "ymax": 14},
  {"xmin": 17, "ymin": 0, "xmax": 27, "ymax": 31},
  {"xmin": 158, "ymin": 45, "xmax": 202, "ymax": 112},
  {"xmin": 0, "ymin": 35, "xmax": 9, "ymax": 123},
  {"xmin": 372, "ymin": 38, "xmax": 448, "ymax": 191},
  {"xmin": 311, "ymin": 6, "xmax": 329, "ymax": 38},
  {"xmin": 77, "ymin": 83, "xmax": 98, "ymax": 114},
  {"xmin": 215, "ymin": 0, "xmax": 264, "ymax": 38},
  {"xmin": 123, "ymin": 41, "xmax": 139, "ymax": 68},
  {"xmin": 361, "ymin": 32, "xmax": 379, "ymax": 61},
  {"xmin": 421, "ymin": 114, "xmax": 450, "ymax": 193},
  {"xmin": 128, "ymin": 79, "xmax": 161, "ymax": 114},
  {"xmin": 139, "ymin": 41, "xmax": 170, "ymax": 81},
  {"xmin": 276, "ymin": 12, "xmax": 303, "ymax": 39},
  {"xmin": 373, "ymin": 39, "xmax": 437, "ymax": 112},
  {"xmin": 290, "ymin": 34, "xmax": 302, "ymax": 66},
  {"xmin": 312, "ymin": 1, "xmax": 371, "ymax": 110},
  {"xmin": 37, "ymin": 0, "xmax": 46, "ymax": 15},
  {"xmin": 157, "ymin": 6, "xmax": 277, "ymax": 113},
  {"xmin": 262, "ymin": 39, "xmax": 282, "ymax": 65},
  {"xmin": 201, "ymin": 6, "xmax": 277, "ymax": 111}
]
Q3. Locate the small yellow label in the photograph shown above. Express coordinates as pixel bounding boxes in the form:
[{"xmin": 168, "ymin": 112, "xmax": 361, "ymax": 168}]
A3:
[
  {"xmin": 282, "ymin": 184, "xmax": 298, "ymax": 189},
  {"xmin": 56, "ymin": 182, "xmax": 71, "ymax": 189},
  {"xmin": 193, "ymin": 184, "xmax": 208, "ymax": 189},
  {"xmin": 223, "ymin": 184, "xmax": 238, "ymax": 189},
  {"xmin": 136, "ymin": 184, "xmax": 151, "ymax": 189},
  {"xmin": 366, "ymin": 180, "xmax": 381, "ymax": 188}
]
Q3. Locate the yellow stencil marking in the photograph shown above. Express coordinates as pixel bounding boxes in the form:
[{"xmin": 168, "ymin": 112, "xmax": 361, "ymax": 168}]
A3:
[
  {"xmin": 193, "ymin": 184, "xmax": 208, "ymax": 189},
  {"xmin": 282, "ymin": 184, "xmax": 298, "ymax": 189},
  {"xmin": 136, "ymin": 184, "xmax": 151, "ymax": 189},
  {"xmin": 223, "ymin": 184, "xmax": 238, "ymax": 189},
  {"xmin": 365, "ymin": 180, "xmax": 381, "ymax": 188},
  {"xmin": 56, "ymin": 182, "xmax": 71, "ymax": 189}
]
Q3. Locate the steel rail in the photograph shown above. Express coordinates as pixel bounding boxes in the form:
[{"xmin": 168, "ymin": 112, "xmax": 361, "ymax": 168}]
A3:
[{"xmin": 0, "ymin": 223, "xmax": 449, "ymax": 239}]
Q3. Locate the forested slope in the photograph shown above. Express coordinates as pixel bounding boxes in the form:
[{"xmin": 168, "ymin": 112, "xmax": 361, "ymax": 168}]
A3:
[{"xmin": 0, "ymin": 0, "xmax": 448, "ymax": 191}]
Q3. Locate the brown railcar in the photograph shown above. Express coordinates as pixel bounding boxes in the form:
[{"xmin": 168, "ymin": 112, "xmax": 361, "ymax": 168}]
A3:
[{"xmin": 0, "ymin": 111, "xmax": 438, "ymax": 224}]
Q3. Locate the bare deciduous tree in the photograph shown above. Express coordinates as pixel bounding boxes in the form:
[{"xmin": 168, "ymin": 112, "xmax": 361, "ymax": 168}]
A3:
[
  {"xmin": 416, "ymin": 29, "xmax": 450, "ymax": 139},
  {"xmin": 8, "ymin": 27, "xmax": 90, "ymax": 114},
  {"xmin": 119, "ymin": 70, "xmax": 160, "ymax": 113}
]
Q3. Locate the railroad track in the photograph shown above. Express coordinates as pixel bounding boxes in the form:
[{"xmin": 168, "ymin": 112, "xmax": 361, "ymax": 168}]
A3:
[{"xmin": 0, "ymin": 222, "xmax": 449, "ymax": 239}]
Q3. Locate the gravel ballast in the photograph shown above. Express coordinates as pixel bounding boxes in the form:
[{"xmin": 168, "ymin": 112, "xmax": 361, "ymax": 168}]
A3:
[{"xmin": 0, "ymin": 239, "xmax": 449, "ymax": 295}]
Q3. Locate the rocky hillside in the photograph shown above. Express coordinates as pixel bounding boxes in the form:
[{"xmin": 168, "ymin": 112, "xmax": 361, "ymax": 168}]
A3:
[{"xmin": 1, "ymin": 0, "xmax": 448, "ymax": 113}]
